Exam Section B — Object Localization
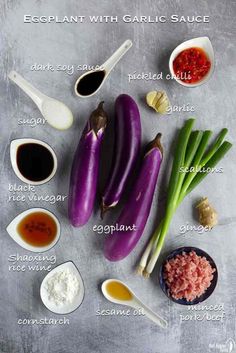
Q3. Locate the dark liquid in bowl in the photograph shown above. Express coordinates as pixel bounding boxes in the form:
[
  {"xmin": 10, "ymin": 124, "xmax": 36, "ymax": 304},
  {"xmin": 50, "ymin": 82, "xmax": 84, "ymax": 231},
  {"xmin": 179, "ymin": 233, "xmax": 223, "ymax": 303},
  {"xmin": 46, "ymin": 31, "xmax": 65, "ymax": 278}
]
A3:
[
  {"xmin": 76, "ymin": 70, "xmax": 105, "ymax": 96},
  {"xmin": 17, "ymin": 143, "xmax": 54, "ymax": 182}
]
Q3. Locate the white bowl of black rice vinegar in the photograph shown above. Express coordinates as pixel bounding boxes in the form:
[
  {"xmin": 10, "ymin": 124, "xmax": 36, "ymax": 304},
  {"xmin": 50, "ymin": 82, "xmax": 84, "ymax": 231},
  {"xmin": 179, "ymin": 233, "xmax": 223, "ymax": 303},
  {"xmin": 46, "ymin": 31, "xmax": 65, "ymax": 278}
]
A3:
[{"xmin": 10, "ymin": 138, "xmax": 57, "ymax": 185}]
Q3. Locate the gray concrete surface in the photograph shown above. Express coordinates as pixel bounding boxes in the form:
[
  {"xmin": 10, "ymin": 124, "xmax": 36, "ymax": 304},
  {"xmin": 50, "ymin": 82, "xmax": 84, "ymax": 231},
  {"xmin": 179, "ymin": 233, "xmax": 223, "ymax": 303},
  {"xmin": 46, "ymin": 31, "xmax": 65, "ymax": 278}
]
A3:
[{"xmin": 0, "ymin": 1, "xmax": 236, "ymax": 353}]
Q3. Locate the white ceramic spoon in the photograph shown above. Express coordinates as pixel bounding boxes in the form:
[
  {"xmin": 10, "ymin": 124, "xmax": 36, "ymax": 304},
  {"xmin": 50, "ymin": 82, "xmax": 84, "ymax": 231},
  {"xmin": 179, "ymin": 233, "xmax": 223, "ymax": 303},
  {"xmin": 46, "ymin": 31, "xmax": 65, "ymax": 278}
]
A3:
[
  {"xmin": 101, "ymin": 279, "xmax": 168, "ymax": 328},
  {"xmin": 75, "ymin": 39, "xmax": 133, "ymax": 97},
  {"xmin": 8, "ymin": 71, "xmax": 73, "ymax": 130}
]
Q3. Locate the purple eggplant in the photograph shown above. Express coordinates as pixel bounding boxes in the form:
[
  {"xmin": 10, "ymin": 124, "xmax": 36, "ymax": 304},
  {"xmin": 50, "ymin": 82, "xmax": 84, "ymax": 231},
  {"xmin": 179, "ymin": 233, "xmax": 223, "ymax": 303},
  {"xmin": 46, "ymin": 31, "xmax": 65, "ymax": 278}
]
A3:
[
  {"xmin": 68, "ymin": 102, "xmax": 107, "ymax": 227},
  {"xmin": 104, "ymin": 134, "xmax": 163, "ymax": 261},
  {"xmin": 101, "ymin": 94, "xmax": 141, "ymax": 216}
]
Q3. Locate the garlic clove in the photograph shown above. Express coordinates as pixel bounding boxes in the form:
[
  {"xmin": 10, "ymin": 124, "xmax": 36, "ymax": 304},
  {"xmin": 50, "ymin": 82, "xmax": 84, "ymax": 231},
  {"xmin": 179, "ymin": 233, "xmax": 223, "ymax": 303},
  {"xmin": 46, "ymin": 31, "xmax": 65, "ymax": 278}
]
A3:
[{"xmin": 146, "ymin": 90, "xmax": 170, "ymax": 114}]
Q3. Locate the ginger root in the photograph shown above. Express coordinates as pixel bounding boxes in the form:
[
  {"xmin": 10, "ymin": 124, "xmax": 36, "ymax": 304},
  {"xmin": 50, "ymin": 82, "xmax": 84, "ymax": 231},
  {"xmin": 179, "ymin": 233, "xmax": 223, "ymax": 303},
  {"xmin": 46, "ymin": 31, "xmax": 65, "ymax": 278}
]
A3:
[{"xmin": 196, "ymin": 197, "xmax": 218, "ymax": 229}]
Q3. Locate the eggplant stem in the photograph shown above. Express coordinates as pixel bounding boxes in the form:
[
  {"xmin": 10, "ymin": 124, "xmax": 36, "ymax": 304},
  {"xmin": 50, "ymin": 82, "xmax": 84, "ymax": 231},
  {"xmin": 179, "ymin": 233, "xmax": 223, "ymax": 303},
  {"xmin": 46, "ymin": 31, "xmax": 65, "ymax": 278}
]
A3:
[
  {"xmin": 90, "ymin": 101, "xmax": 108, "ymax": 136},
  {"xmin": 100, "ymin": 201, "xmax": 112, "ymax": 219},
  {"xmin": 145, "ymin": 133, "xmax": 163, "ymax": 156}
]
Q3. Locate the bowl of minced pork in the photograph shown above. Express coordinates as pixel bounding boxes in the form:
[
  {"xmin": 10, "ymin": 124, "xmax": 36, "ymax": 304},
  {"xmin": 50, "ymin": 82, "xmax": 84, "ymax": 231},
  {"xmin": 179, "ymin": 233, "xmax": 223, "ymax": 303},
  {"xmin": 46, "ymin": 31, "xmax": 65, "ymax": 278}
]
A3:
[{"xmin": 159, "ymin": 247, "xmax": 218, "ymax": 305}]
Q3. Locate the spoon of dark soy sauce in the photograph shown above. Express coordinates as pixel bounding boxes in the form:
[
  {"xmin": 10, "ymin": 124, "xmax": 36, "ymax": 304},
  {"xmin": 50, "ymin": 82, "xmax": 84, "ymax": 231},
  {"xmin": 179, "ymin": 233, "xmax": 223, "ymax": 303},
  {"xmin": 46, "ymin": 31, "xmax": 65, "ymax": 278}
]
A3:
[{"xmin": 74, "ymin": 40, "xmax": 132, "ymax": 98}]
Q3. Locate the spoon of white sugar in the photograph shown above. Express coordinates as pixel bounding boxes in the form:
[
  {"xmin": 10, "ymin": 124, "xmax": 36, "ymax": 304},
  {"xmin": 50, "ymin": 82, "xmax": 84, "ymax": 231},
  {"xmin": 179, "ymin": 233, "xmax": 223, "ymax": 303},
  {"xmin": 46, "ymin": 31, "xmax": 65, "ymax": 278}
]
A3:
[{"xmin": 8, "ymin": 70, "xmax": 73, "ymax": 130}]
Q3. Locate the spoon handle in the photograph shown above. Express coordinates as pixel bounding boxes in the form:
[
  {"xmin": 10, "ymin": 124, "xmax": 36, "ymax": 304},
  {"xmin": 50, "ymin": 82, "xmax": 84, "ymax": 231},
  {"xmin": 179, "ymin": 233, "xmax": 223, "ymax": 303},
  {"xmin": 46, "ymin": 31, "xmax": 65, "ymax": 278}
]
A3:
[
  {"xmin": 8, "ymin": 71, "xmax": 45, "ymax": 107},
  {"xmin": 134, "ymin": 300, "xmax": 168, "ymax": 328},
  {"xmin": 102, "ymin": 40, "xmax": 132, "ymax": 72}
]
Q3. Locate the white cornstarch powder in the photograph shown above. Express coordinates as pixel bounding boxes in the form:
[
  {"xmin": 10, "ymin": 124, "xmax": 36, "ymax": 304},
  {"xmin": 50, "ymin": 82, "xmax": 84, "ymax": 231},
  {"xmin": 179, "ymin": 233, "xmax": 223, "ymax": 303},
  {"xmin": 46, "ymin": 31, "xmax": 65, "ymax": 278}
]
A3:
[{"xmin": 45, "ymin": 269, "xmax": 80, "ymax": 306}]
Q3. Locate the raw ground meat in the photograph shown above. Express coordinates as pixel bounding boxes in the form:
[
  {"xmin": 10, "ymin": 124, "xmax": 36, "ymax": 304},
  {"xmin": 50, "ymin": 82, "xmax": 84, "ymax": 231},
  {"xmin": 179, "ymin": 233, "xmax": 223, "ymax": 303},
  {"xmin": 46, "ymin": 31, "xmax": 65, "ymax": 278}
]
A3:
[{"xmin": 164, "ymin": 251, "xmax": 215, "ymax": 302}]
